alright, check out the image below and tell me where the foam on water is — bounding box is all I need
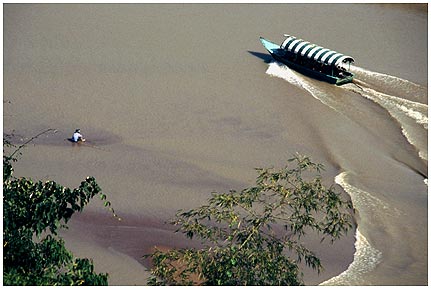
[266,63,428,162]
[350,66,427,102]
[265,62,342,113]
[320,172,384,286]
[264,63,427,284]
[344,80,428,161]
[319,229,381,286]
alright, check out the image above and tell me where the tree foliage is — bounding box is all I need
[3,133,117,285]
[145,155,355,286]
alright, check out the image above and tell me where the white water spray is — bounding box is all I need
[345,68,428,161]
[266,63,428,162]
[264,63,428,285]
[320,172,384,286]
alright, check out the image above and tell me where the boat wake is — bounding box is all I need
[265,62,428,161]
[320,229,381,286]
[349,66,427,104]
[265,62,428,285]
[265,62,343,113]
[346,67,428,161]
[320,171,388,285]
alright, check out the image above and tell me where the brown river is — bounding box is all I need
[4,4,427,285]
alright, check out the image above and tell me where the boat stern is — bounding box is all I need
[335,73,355,85]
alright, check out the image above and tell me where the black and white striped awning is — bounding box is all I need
[281,34,354,68]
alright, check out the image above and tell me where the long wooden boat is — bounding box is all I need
[260,35,355,85]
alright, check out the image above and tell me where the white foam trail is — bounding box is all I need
[265,62,341,113]
[265,61,303,88]
[336,172,402,217]
[350,66,427,101]
[349,67,428,161]
[344,83,428,161]
[345,84,428,130]
[265,62,427,285]
[320,172,383,285]
[265,62,428,161]
[320,229,381,286]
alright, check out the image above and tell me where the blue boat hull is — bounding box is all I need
[260,37,354,85]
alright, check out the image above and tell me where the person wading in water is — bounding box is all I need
[72,129,86,142]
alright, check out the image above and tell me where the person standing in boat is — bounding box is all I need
[72,129,86,142]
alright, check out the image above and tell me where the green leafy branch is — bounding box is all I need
[3,129,120,285]
[144,154,355,286]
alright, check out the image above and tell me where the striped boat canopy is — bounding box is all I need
[280,34,354,68]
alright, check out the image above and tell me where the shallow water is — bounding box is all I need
[4,4,427,285]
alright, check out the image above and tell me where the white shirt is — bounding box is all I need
[72,132,83,142]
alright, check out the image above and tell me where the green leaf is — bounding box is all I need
[3,134,112,286]
[144,154,354,286]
